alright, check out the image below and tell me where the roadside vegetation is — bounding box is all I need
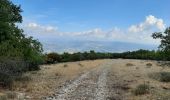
[133,83,150,95]
[0,0,43,88]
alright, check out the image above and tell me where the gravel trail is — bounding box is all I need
[44,60,116,100]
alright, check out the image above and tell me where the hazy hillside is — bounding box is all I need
[42,40,158,53]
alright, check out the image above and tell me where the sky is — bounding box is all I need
[12,0,170,52]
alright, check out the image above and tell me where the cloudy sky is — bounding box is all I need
[12,0,170,53]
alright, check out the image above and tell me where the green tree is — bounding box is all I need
[0,0,43,68]
[152,27,170,60]
[46,52,61,63]
[152,27,170,52]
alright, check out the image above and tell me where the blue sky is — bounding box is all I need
[12,0,170,52]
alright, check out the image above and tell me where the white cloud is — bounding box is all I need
[22,15,165,45]
[24,22,58,34]
[128,15,165,33]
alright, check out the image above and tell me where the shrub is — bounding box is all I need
[6,92,17,99]
[0,59,35,89]
[126,63,134,66]
[133,84,150,95]
[146,63,152,67]
[63,64,68,68]
[45,53,61,64]
[160,72,170,82]
[148,72,160,80]
[78,63,84,67]
[0,94,7,100]
[15,75,31,82]
[0,72,14,88]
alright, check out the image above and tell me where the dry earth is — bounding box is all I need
[1,59,170,100]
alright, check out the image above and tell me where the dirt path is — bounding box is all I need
[43,60,115,100]
[2,59,169,100]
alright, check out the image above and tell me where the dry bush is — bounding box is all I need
[63,64,68,68]
[159,72,170,82]
[149,72,170,82]
[146,63,152,68]
[78,63,84,67]
[55,73,61,76]
[6,91,17,99]
[0,94,7,100]
[148,72,160,80]
[133,83,150,95]
[126,63,134,67]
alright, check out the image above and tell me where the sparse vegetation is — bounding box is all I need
[0,0,170,99]
[78,63,84,67]
[159,72,170,82]
[0,94,7,100]
[148,72,160,80]
[133,83,150,95]
[146,63,152,67]
[126,63,134,66]
[63,64,68,68]
[6,91,17,99]
[55,73,61,76]
[149,72,170,82]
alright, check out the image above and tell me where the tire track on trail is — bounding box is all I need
[43,60,113,100]
[95,66,109,100]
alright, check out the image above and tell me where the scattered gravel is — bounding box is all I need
[43,60,125,100]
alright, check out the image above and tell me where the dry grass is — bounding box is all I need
[1,59,170,99]
[126,63,135,67]
[110,59,170,99]
[133,83,150,95]
[0,93,7,100]
[4,59,106,99]
[146,63,152,68]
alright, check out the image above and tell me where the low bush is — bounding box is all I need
[78,63,84,67]
[0,94,7,100]
[0,59,38,89]
[146,63,152,67]
[133,84,150,95]
[148,72,170,82]
[126,63,134,66]
[160,72,170,82]
[63,64,68,68]
[0,72,14,88]
[6,92,17,99]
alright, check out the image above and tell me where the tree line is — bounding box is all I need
[45,21,170,63]
[45,49,169,64]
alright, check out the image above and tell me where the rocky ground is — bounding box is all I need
[43,60,121,100]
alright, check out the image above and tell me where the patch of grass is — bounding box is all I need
[15,75,31,82]
[55,73,61,76]
[63,64,68,68]
[30,71,37,74]
[149,72,170,82]
[0,72,14,89]
[126,63,134,67]
[133,84,150,95]
[148,72,160,80]
[146,63,152,68]
[160,72,170,82]
[0,94,7,100]
[6,91,17,99]
[78,63,84,67]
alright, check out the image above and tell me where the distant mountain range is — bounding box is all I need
[41,39,158,53]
